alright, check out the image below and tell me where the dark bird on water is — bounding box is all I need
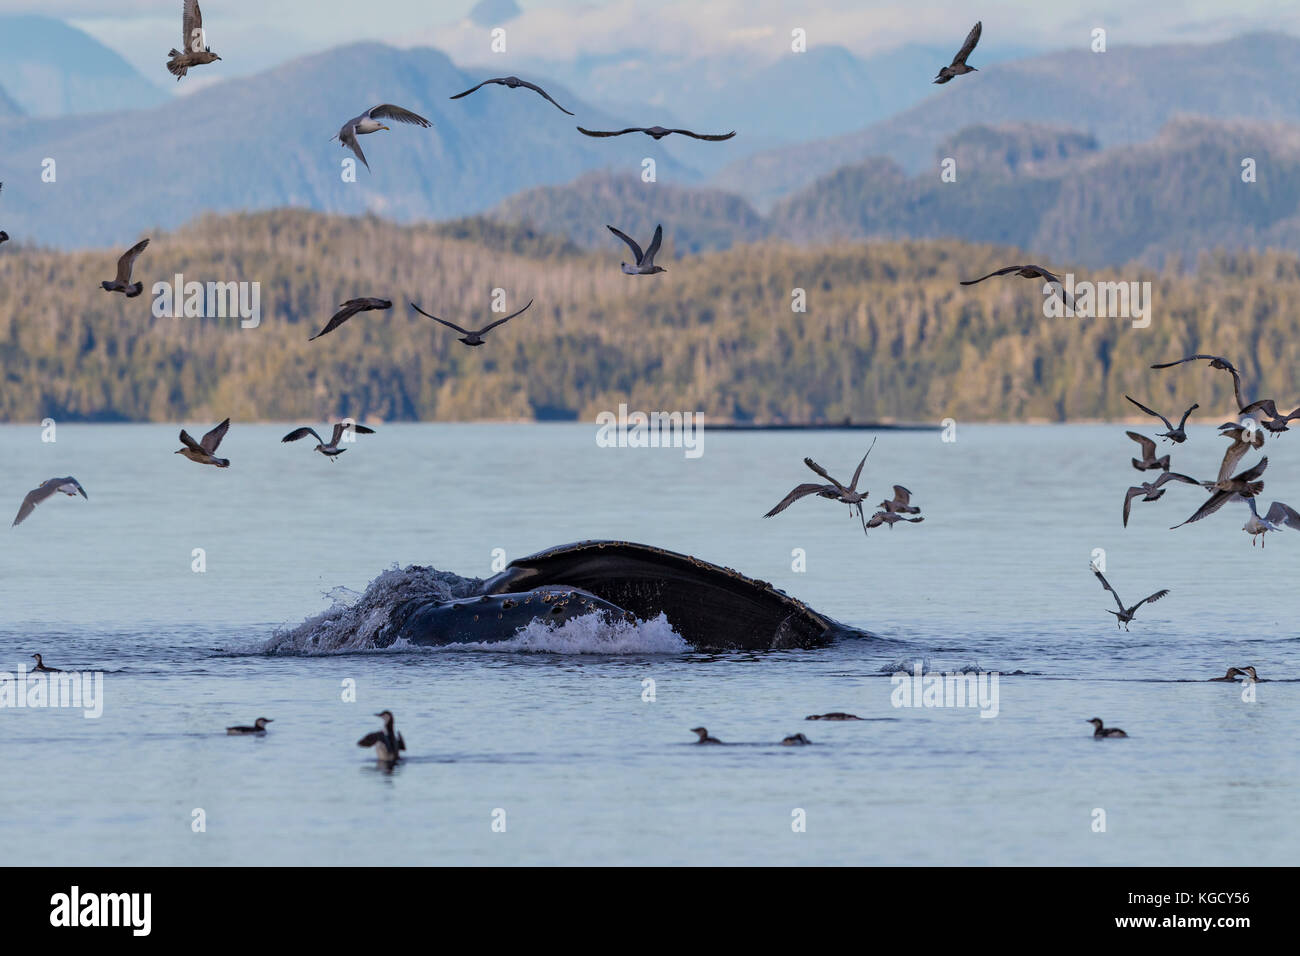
[1151,354,1245,409]
[1125,396,1197,443]
[358,710,406,762]
[960,263,1074,308]
[1091,565,1170,630]
[31,653,62,673]
[308,298,392,341]
[411,298,533,346]
[764,442,875,528]
[227,717,272,735]
[12,477,87,527]
[101,238,149,297]
[282,422,376,459]
[690,727,723,744]
[1126,432,1170,472]
[1171,457,1268,528]
[1087,718,1127,738]
[450,76,574,114]
[578,125,735,141]
[1122,471,1200,527]
[806,712,863,721]
[934,21,982,83]
[781,733,812,746]
[333,104,432,172]
[607,224,665,275]
[175,418,231,468]
[1208,667,1247,682]
[166,0,221,80]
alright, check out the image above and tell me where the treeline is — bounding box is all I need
[1,207,1299,424]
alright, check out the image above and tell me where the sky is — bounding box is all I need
[0,0,1295,82]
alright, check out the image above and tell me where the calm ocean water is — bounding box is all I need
[1,422,1295,865]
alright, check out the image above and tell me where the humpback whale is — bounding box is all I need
[374,540,860,651]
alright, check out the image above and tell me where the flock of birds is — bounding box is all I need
[4,11,1285,747]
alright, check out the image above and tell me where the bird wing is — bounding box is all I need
[449,79,493,99]
[606,225,644,263]
[802,457,848,492]
[577,127,639,137]
[848,439,877,491]
[890,484,911,504]
[357,732,385,748]
[518,80,574,115]
[1235,456,1269,483]
[115,238,149,284]
[1240,398,1278,418]
[200,418,230,453]
[397,732,406,751]
[952,21,982,66]
[328,423,348,445]
[340,126,369,171]
[1264,501,1300,529]
[282,427,324,444]
[182,0,203,50]
[1176,403,1200,428]
[1126,431,1158,459]
[1173,490,1237,528]
[1154,471,1201,489]
[309,300,368,340]
[367,104,432,127]
[478,299,534,335]
[1122,486,1145,527]
[1092,568,1125,612]
[764,483,833,518]
[1125,395,1173,430]
[643,224,664,264]
[670,129,736,141]
[178,428,204,452]
[1217,436,1256,483]
[959,265,1024,285]
[410,303,472,335]
[12,481,60,527]
[1131,589,1171,612]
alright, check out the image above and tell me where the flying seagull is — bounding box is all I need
[1122,471,1200,527]
[333,105,432,172]
[1171,457,1268,529]
[764,442,875,528]
[166,0,221,80]
[175,418,231,468]
[1215,421,1265,482]
[1150,354,1245,410]
[411,299,533,346]
[877,485,920,514]
[934,21,982,84]
[1242,497,1300,546]
[450,76,574,115]
[577,125,735,141]
[101,238,150,297]
[607,224,666,275]
[960,263,1074,308]
[282,422,376,459]
[1126,431,1170,472]
[12,477,87,527]
[1091,565,1170,630]
[864,510,925,530]
[1125,396,1198,443]
[1238,399,1300,435]
[308,298,392,341]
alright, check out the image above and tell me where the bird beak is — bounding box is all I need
[380,124,390,131]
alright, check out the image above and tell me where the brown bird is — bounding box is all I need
[450,76,574,115]
[1122,471,1200,527]
[1126,431,1170,472]
[1151,354,1245,410]
[1125,396,1197,443]
[1087,718,1127,738]
[1171,457,1268,528]
[101,238,149,297]
[1091,566,1170,630]
[308,298,392,341]
[934,21,982,83]
[864,510,924,530]
[877,485,920,514]
[1238,399,1300,434]
[358,710,405,762]
[411,299,533,346]
[1215,422,1266,482]
[764,442,875,527]
[577,125,735,141]
[166,0,221,80]
[960,263,1074,308]
[175,418,231,468]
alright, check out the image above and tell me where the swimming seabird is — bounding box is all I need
[864,510,925,530]
[358,710,405,762]
[1241,497,1300,546]
[578,125,735,141]
[226,717,272,735]
[690,727,723,744]
[101,238,149,297]
[805,712,863,720]
[1208,667,1247,682]
[1091,565,1170,630]
[175,418,231,468]
[764,443,875,528]
[1171,457,1268,528]
[781,733,812,746]
[960,263,1074,308]
[933,21,982,84]
[410,298,533,346]
[1086,718,1127,738]
[333,105,433,172]
[1240,665,1263,682]
[1122,471,1200,527]
[1126,431,1170,472]
[877,485,921,514]
[1151,354,1245,410]
[308,298,392,341]
[12,477,87,527]
[450,76,574,115]
[1238,399,1300,434]
[1125,396,1197,443]
[607,224,666,275]
[166,0,221,80]
[1215,422,1266,482]
[30,653,62,673]
[281,422,376,459]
